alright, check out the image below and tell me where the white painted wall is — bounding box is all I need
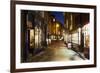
[0,0,100,73]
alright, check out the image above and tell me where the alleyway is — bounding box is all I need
[21,10,90,63]
[28,40,85,62]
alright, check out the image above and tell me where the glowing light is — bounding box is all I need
[53,18,55,22]
[30,29,34,48]
[56,23,59,28]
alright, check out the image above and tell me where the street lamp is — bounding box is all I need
[53,18,55,22]
[56,23,59,28]
[53,18,56,39]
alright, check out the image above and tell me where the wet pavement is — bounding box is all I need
[28,40,85,62]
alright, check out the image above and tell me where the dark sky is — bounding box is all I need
[27,11,64,26]
[51,12,64,25]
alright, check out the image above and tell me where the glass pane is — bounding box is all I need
[35,26,38,48]
[30,29,34,48]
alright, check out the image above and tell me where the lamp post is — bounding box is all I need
[53,18,56,40]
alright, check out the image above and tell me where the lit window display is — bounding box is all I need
[29,26,43,49]
[82,23,90,48]
[78,28,81,45]
[30,29,34,48]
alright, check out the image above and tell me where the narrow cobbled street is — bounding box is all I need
[29,40,84,62]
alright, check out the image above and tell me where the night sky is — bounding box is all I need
[51,12,64,25]
[27,11,64,26]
